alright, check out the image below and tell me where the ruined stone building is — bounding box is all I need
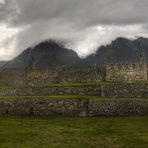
[0,54,148,86]
[23,56,102,85]
[106,54,148,82]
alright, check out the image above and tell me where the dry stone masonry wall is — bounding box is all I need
[0,98,148,116]
[106,54,148,82]
[0,83,147,116]
[0,84,147,98]
[0,67,102,86]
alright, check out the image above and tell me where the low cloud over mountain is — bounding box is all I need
[1,0,148,60]
[1,37,148,69]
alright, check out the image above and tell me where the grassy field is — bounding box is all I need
[0,116,148,148]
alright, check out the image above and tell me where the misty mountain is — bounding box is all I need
[0,61,7,69]
[1,40,82,69]
[85,37,148,66]
[1,37,148,69]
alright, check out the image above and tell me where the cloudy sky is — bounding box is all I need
[0,0,148,60]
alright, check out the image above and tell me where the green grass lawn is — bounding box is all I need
[0,116,148,148]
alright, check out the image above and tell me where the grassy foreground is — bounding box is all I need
[0,116,148,148]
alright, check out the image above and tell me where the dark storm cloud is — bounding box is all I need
[0,0,20,23]
[4,0,148,27]
[0,0,10,22]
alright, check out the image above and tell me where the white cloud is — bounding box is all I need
[0,23,21,60]
[0,0,5,4]
[1,22,148,60]
[66,24,148,57]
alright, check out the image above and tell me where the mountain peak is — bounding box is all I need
[1,37,148,70]
[33,40,64,49]
[112,37,131,44]
[135,36,148,42]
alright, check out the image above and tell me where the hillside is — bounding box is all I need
[0,61,7,69]
[1,37,148,69]
[85,37,148,66]
[2,41,82,69]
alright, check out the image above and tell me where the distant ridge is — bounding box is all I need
[1,40,82,69]
[0,61,7,69]
[85,37,148,66]
[1,37,148,69]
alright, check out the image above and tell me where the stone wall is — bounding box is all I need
[0,69,26,85]
[26,67,102,85]
[88,100,148,116]
[0,85,101,96]
[0,98,89,116]
[106,54,148,82]
[0,67,102,85]
[0,98,148,116]
[101,84,148,98]
[0,84,147,98]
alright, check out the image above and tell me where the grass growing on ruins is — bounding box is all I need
[0,81,148,89]
[0,95,148,100]
[0,82,113,89]
[0,115,148,148]
[30,81,148,88]
[37,82,114,87]
[0,81,136,88]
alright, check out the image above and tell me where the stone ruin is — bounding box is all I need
[105,54,148,82]
[0,54,147,85]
